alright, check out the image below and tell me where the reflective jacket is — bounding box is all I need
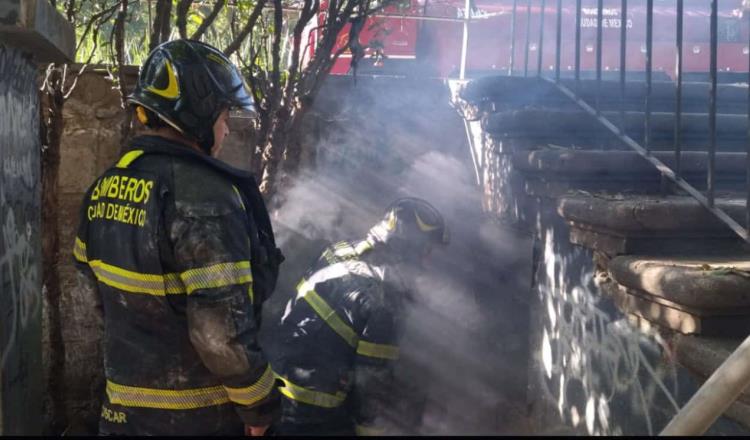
[73,135,282,435]
[270,239,407,436]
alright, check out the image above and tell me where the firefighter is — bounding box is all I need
[270,197,449,436]
[72,39,284,436]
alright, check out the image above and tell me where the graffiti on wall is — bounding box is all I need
[534,225,679,436]
[0,194,39,369]
[0,44,42,434]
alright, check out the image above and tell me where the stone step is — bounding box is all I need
[558,194,749,255]
[671,334,750,430]
[459,76,749,115]
[610,255,750,310]
[604,280,750,336]
[599,255,750,336]
[513,150,747,197]
[483,109,749,151]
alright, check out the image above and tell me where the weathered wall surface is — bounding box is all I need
[524,196,748,435]
[527,199,681,435]
[53,69,132,434]
[0,44,43,435]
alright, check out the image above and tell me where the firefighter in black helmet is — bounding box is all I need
[72,39,283,436]
[269,197,449,436]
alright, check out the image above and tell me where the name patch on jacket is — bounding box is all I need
[87,173,155,227]
[101,406,128,424]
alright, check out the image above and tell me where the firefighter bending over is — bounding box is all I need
[270,197,449,435]
[72,39,284,435]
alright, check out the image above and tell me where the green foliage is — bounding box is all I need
[56,1,271,66]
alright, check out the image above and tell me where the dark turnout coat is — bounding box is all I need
[270,239,408,436]
[73,135,282,435]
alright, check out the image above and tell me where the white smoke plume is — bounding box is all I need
[259,78,535,434]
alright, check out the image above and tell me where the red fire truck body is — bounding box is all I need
[311,0,750,81]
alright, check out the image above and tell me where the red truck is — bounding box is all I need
[309,0,750,82]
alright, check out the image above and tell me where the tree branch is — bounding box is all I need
[149,0,172,52]
[269,0,283,106]
[284,0,317,99]
[224,0,267,57]
[192,0,225,40]
[65,0,76,23]
[114,0,129,106]
[176,0,194,39]
[73,2,119,57]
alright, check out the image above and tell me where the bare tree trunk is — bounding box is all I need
[279,103,311,178]
[149,0,173,52]
[40,66,67,435]
[175,0,193,39]
[258,116,288,198]
[114,0,133,153]
[251,112,271,179]
[191,0,225,40]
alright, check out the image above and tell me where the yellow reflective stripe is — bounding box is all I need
[232,185,246,211]
[353,240,373,255]
[326,240,373,265]
[106,380,229,410]
[180,261,253,294]
[224,365,274,406]
[356,340,399,360]
[73,237,87,263]
[322,248,338,264]
[116,150,145,169]
[88,260,185,296]
[88,260,253,296]
[333,247,356,258]
[355,425,385,436]
[274,373,347,408]
[299,287,358,348]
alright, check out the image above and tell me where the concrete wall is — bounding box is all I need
[0,44,43,435]
[526,197,681,435]
[523,190,750,436]
[54,69,131,434]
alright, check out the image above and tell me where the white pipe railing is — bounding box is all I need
[660,334,750,436]
[459,0,471,79]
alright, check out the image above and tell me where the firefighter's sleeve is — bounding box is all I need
[351,293,403,436]
[168,186,278,427]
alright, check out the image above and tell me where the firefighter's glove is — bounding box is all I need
[236,384,281,428]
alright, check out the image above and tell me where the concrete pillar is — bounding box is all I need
[0,0,73,434]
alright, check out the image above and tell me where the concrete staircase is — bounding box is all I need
[451,75,750,434]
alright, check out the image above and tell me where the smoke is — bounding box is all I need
[260,76,535,434]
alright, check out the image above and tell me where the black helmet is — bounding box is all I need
[128,39,254,153]
[367,197,449,263]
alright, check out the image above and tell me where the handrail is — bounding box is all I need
[548,77,750,242]
[660,334,750,435]
[535,0,750,244]
[450,1,749,237]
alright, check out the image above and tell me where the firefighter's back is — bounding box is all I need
[270,241,399,434]
[75,149,247,435]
